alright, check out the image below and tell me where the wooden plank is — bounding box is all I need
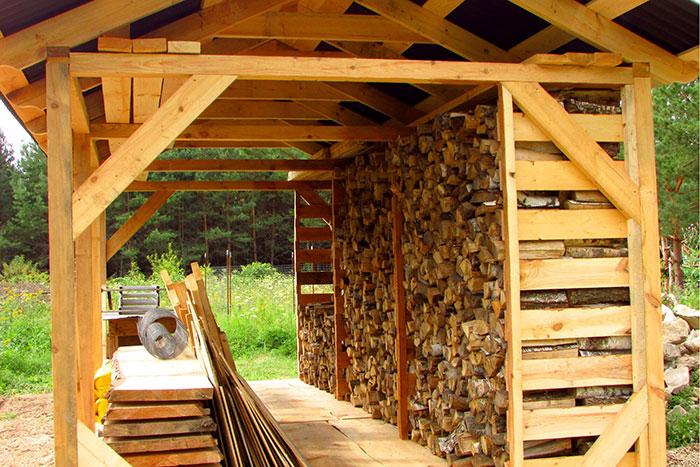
[518,209,627,241]
[91,122,412,142]
[296,249,332,264]
[0,0,180,71]
[46,49,78,467]
[498,85,524,464]
[72,74,236,239]
[523,452,636,467]
[523,404,623,441]
[106,401,209,420]
[521,306,632,340]
[294,100,377,126]
[167,40,201,54]
[356,0,516,62]
[505,81,641,223]
[514,113,623,142]
[581,386,649,467]
[297,293,334,307]
[297,204,332,219]
[219,81,347,101]
[125,180,332,192]
[522,355,633,390]
[105,433,216,454]
[508,0,698,83]
[523,52,623,67]
[98,35,132,156]
[132,39,166,125]
[200,99,324,120]
[109,346,213,402]
[632,64,666,466]
[103,417,216,437]
[105,191,174,260]
[515,160,626,191]
[147,158,340,172]
[77,421,130,467]
[218,12,428,43]
[297,271,334,285]
[69,52,636,85]
[391,176,409,440]
[297,226,332,242]
[520,257,629,290]
[120,447,222,467]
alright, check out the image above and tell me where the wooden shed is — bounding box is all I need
[0,0,698,465]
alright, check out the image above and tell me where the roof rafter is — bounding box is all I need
[0,0,184,71]
[508,0,698,83]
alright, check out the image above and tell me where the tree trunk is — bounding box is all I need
[202,194,209,263]
[270,198,276,266]
[252,205,257,263]
[671,235,684,289]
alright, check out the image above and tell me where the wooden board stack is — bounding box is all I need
[103,346,223,467]
[298,301,336,393]
[162,264,307,467]
[391,108,509,463]
[336,151,398,424]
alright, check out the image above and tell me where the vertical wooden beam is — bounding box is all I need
[391,174,408,440]
[332,178,350,400]
[46,47,77,467]
[622,83,650,467]
[632,63,666,467]
[73,133,95,427]
[497,85,524,466]
[294,192,302,377]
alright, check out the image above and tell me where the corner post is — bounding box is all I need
[632,63,666,467]
[332,176,350,400]
[47,46,78,466]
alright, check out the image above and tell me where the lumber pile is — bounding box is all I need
[161,264,307,466]
[336,151,398,423]
[390,108,508,463]
[298,301,336,393]
[103,346,223,467]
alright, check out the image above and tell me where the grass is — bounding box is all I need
[235,353,298,381]
[666,368,700,449]
[0,411,17,421]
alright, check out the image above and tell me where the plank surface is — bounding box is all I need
[121,447,222,467]
[109,346,213,402]
[520,257,629,290]
[523,404,623,441]
[296,227,332,241]
[78,421,130,467]
[515,160,626,191]
[514,112,623,142]
[106,433,217,454]
[296,249,332,264]
[518,209,627,240]
[103,417,216,437]
[523,452,636,467]
[297,271,334,285]
[105,401,209,420]
[521,306,631,340]
[522,355,633,390]
[297,293,334,307]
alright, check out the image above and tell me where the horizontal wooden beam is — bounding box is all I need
[518,209,627,240]
[91,123,410,141]
[297,271,334,285]
[296,226,332,241]
[296,249,332,264]
[520,257,629,291]
[524,404,623,441]
[124,180,332,191]
[218,81,348,101]
[146,159,343,172]
[521,306,632,340]
[199,100,324,119]
[522,355,632,390]
[69,53,635,85]
[297,293,334,306]
[217,12,428,43]
[514,113,623,142]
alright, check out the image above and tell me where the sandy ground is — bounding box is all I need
[0,393,697,466]
[0,394,54,466]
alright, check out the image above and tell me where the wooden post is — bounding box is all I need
[497,85,524,466]
[391,174,408,440]
[47,47,78,466]
[73,133,96,427]
[632,63,666,467]
[622,82,651,466]
[332,177,350,400]
[294,192,302,377]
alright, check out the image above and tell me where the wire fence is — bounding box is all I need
[209,263,332,276]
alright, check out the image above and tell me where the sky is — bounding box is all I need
[0,99,32,157]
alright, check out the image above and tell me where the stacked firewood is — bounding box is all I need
[298,301,336,393]
[336,151,398,423]
[390,107,509,464]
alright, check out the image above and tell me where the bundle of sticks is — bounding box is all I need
[161,264,307,466]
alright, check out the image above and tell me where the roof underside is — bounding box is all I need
[0,0,697,179]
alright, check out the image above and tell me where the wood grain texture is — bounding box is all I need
[514,112,623,142]
[515,160,626,191]
[520,257,629,290]
[521,306,632,340]
[518,209,627,240]
[522,355,633,390]
[523,404,623,441]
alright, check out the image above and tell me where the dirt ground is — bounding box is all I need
[0,393,697,466]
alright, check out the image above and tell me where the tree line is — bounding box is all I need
[0,80,697,286]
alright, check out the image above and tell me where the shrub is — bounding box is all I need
[0,256,48,283]
[667,408,700,449]
[147,243,184,283]
[239,262,278,280]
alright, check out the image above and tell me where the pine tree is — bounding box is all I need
[0,130,17,262]
[653,79,699,288]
